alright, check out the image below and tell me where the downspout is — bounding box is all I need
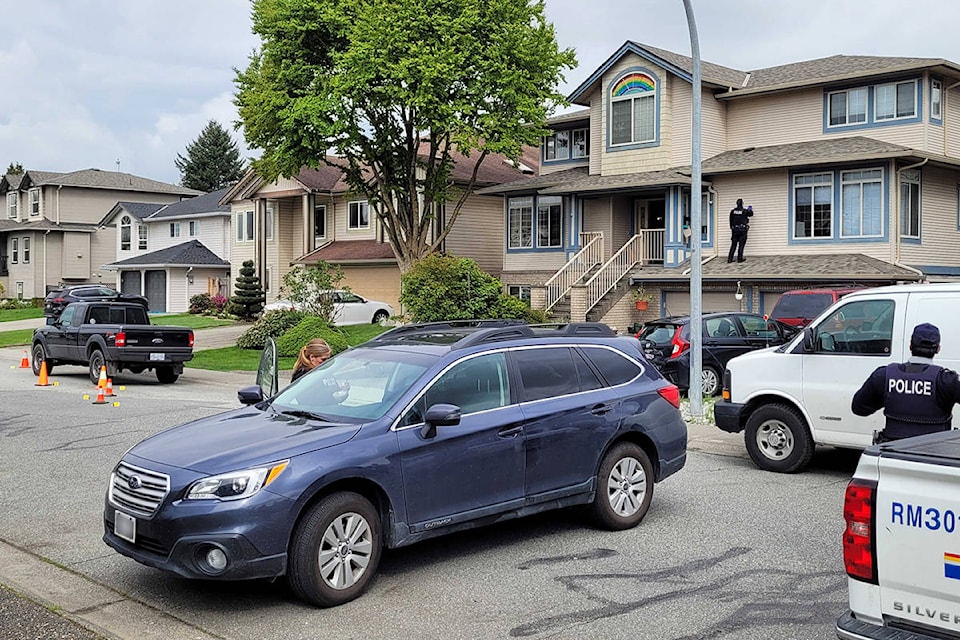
[894,158,928,266]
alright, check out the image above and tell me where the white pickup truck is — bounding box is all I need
[838,431,960,639]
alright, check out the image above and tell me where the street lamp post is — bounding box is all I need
[682,0,704,418]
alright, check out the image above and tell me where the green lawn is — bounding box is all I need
[0,307,44,322]
[151,313,237,330]
[0,330,35,348]
[188,323,390,372]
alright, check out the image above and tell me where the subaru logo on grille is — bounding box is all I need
[152,338,164,344]
[127,475,143,490]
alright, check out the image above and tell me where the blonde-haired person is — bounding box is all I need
[291,338,331,381]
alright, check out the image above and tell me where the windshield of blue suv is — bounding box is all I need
[270,348,437,421]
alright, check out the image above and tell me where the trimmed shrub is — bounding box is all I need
[276,317,349,357]
[189,293,213,314]
[236,309,306,349]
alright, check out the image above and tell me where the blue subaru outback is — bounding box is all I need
[103,321,687,607]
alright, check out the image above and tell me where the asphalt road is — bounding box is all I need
[0,336,857,640]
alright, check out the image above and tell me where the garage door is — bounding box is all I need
[340,266,402,312]
[662,290,741,317]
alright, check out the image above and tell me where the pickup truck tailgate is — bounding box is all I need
[876,436,960,634]
[123,327,193,348]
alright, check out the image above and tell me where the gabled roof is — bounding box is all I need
[103,239,229,269]
[145,187,232,219]
[101,201,167,226]
[1,168,200,196]
[569,41,960,106]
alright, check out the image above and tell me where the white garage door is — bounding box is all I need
[662,290,741,317]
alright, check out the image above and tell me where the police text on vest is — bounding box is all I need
[889,378,933,395]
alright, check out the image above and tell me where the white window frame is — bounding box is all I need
[22,237,29,264]
[189,220,199,236]
[314,203,327,245]
[932,78,943,120]
[265,201,276,240]
[793,172,834,239]
[875,80,917,121]
[120,215,132,251]
[11,237,18,264]
[348,201,370,230]
[610,74,657,146]
[840,169,884,239]
[827,87,868,127]
[245,211,254,241]
[29,188,40,216]
[508,285,531,305]
[900,169,921,239]
[236,212,244,242]
[170,222,181,238]
[6,192,16,219]
[536,196,563,248]
[138,224,148,250]
[508,196,533,249]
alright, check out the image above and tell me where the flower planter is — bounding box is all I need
[635,300,649,311]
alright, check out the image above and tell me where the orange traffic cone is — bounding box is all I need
[19,350,29,368]
[105,378,116,397]
[97,365,108,389]
[35,361,51,387]
[92,386,108,405]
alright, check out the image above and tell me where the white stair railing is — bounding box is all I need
[544,231,604,310]
[583,234,644,312]
[642,228,665,263]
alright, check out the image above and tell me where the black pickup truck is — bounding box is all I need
[31,301,194,384]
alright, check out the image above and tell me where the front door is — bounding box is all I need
[120,271,141,296]
[144,270,166,313]
[396,352,524,529]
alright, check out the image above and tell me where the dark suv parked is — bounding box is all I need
[103,321,687,607]
[44,285,149,318]
[637,312,798,396]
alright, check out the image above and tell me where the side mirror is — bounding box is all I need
[237,385,264,405]
[802,327,815,353]
[420,403,461,439]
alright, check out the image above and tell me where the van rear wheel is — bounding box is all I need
[744,403,814,473]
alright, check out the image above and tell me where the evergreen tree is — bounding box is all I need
[229,260,266,320]
[5,162,24,175]
[175,120,245,192]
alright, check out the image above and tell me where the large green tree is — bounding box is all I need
[5,162,24,175]
[175,120,245,192]
[235,0,576,272]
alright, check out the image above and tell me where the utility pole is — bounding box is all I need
[682,0,704,418]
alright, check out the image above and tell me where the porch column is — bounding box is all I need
[530,285,547,312]
[569,283,588,323]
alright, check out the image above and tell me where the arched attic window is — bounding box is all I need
[120,215,132,251]
[610,70,658,146]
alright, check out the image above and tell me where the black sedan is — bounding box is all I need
[636,312,798,396]
[44,285,149,318]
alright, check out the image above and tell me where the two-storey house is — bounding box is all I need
[479,42,960,329]
[0,169,199,301]
[221,149,537,312]
[98,187,232,312]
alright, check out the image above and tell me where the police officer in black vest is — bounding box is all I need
[851,323,960,443]
[727,198,753,263]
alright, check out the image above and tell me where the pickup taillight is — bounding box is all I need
[188,331,195,348]
[115,331,126,347]
[843,478,878,583]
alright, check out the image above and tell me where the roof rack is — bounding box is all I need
[529,322,618,337]
[368,319,526,344]
[368,319,617,349]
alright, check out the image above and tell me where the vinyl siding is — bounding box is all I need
[276,197,305,288]
[444,194,504,275]
[671,83,728,166]
[6,232,37,298]
[61,232,91,279]
[589,94,602,176]
[899,165,960,266]
[503,251,567,272]
[51,187,182,224]
[947,85,960,158]
[600,54,674,176]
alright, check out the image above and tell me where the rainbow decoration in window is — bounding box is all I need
[612,72,656,97]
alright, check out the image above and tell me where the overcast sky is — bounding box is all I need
[3,0,959,187]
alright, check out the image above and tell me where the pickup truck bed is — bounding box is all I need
[839,431,960,639]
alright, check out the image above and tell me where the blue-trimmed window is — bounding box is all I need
[932,78,943,121]
[508,196,563,250]
[681,190,713,246]
[840,169,883,238]
[544,128,589,162]
[828,87,867,126]
[610,71,657,146]
[900,169,921,239]
[793,173,833,239]
[876,80,917,121]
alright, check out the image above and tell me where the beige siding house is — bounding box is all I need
[0,169,199,300]
[479,41,960,329]
[221,153,535,314]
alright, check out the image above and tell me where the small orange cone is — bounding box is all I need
[19,350,29,368]
[35,361,51,387]
[105,378,116,397]
[92,386,108,405]
[97,365,108,389]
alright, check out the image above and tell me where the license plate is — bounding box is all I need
[114,510,136,543]
[149,353,165,361]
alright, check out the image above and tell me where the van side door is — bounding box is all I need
[800,295,904,448]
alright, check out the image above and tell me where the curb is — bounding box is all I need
[0,539,224,640]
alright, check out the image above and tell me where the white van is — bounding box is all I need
[715,282,960,472]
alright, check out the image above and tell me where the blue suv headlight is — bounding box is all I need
[185,461,288,501]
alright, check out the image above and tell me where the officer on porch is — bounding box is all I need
[727,198,753,263]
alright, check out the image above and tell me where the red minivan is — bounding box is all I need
[769,287,866,328]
